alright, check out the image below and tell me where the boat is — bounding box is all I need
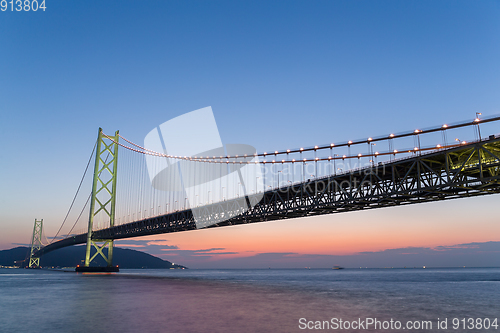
[332,266,344,270]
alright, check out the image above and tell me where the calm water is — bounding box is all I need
[1,268,499,332]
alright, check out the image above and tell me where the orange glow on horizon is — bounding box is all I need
[128,195,500,262]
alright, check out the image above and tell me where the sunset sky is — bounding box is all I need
[1,0,500,268]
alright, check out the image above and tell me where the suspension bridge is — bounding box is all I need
[27,114,500,271]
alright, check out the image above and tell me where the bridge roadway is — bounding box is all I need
[37,137,500,256]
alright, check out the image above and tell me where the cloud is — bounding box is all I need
[146,240,175,246]
[183,248,226,252]
[115,239,240,261]
[115,244,145,248]
[52,238,500,269]
[11,243,30,247]
[434,241,500,252]
[359,247,436,255]
[160,248,239,256]
[114,239,179,257]
[359,242,500,256]
[149,241,500,269]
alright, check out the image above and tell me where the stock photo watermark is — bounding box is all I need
[143,107,389,228]
[299,317,499,330]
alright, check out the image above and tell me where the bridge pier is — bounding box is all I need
[76,265,119,273]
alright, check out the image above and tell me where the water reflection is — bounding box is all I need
[1,268,499,333]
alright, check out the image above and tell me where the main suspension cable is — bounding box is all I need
[108,115,500,161]
[103,114,498,164]
[50,141,97,243]
[63,192,91,238]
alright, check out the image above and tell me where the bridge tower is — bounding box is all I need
[28,219,43,268]
[77,128,120,272]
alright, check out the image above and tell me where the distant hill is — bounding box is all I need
[0,246,187,269]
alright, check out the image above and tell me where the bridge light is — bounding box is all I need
[368,137,373,141]
[436,144,441,148]
[315,157,319,160]
[390,134,394,138]
[282,160,285,163]
[292,159,296,162]
[275,151,278,154]
[442,124,448,128]
[287,149,290,153]
[414,129,420,133]
[303,158,307,162]
[342,155,346,159]
[375,152,379,155]
[474,118,480,122]
[314,146,319,149]
[358,153,362,157]
[272,160,275,163]
[330,143,335,147]
[462,141,466,144]
[393,150,398,153]
[414,147,419,150]
[328,156,332,159]
[348,141,352,144]
[264,152,267,155]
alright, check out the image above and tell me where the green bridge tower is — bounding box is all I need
[28,219,43,268]
[76,128,120,272]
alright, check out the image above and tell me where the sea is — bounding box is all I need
[0,267,499,333]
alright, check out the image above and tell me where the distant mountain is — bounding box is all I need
[0,247,28,267]
[0,246,187,269]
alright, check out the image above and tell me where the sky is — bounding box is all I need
[1,0,500,268]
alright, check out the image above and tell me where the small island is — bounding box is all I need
[0,246,187,269]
